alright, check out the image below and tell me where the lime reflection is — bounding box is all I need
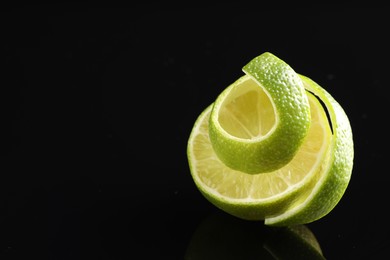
[185,211,325,260]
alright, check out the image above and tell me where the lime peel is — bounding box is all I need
[265,75,354,226]
[209,52,311,174]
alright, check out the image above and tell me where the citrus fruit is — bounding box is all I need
[209,52,311,174]
[187,52,353,226]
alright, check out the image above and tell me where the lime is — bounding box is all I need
[187,52,353,226]
[209,52,311,174]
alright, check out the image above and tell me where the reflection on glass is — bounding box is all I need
[185,211,325,260]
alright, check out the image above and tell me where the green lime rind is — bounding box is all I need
[265,75,354,226]
[209,52,311,174]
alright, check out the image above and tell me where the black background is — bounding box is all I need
[3,4,390,259]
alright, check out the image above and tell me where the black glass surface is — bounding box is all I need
[3,5,390,259]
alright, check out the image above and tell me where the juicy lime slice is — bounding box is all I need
[209,52,311,174]
[187,91,332,220]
